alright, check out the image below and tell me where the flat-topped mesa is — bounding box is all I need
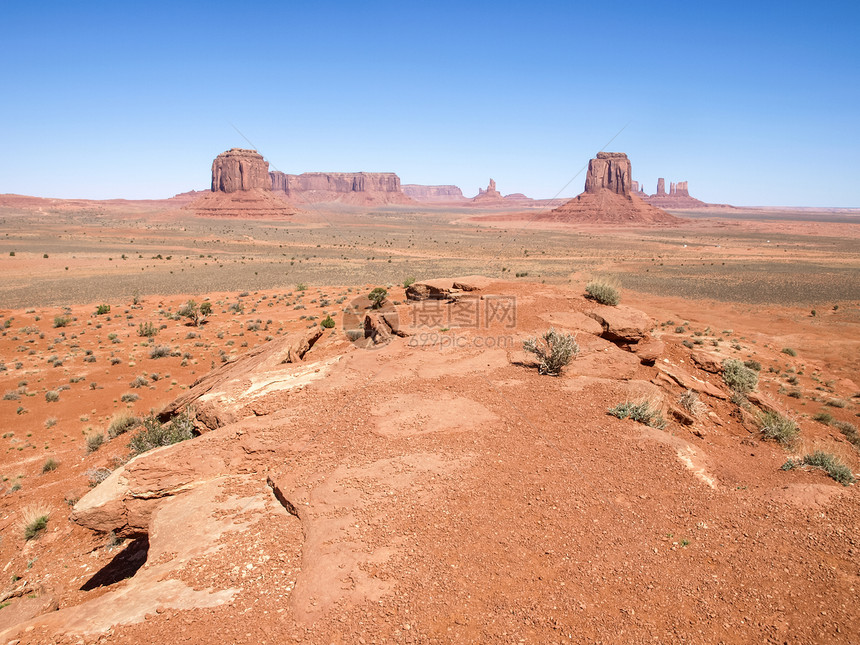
[584,152,632,196]
[211,148,271,193]
[270,171,409,204]
[402,184,465,202]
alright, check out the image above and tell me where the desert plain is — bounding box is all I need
[0,193,859,644]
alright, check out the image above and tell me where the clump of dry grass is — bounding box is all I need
[679,389,704,416]
[21,504,51,540]
[608,398,667,429]
[585,277,621,306]
[107,411,140,438]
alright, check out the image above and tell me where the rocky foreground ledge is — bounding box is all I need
[2,278,858,644]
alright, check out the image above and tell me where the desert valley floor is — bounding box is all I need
[0,197,858,644]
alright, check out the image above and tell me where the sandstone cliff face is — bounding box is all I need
[270,171,409,204]
[402,184,465,201]
[671,181,690,197]
[584,152,632,196]
[211,149,271,193]
[656,178,666,197]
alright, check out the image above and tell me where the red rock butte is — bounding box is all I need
[211,148,272,193]
[187,148,297,218]
[472,178,505,203]
[640,178,707,208]
[545,152,681,225]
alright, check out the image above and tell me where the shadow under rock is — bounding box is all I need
[80,536,149,591]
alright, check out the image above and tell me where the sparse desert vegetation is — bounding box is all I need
[758,411,800,446]
[523,327,579,376]
[722,358,759,394]
[0,196,858,645]
[585,278,621,306]
[608,399,667,429]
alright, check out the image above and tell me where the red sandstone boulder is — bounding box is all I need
[406,275,494,301]
[586,305,654,344]
[159,328,323,429]
[634,338,665,364]
[690,350,723,374]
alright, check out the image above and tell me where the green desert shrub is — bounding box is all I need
[320,315,336,329]
[368,287,388,309]
[45,390,60,402]
[788,451,856,486]
[137,322,157,338]
[523,327,580,376]
[722,359,758,394]
[833,420,860,448]
[585,279,620,306]
[128,411,194,456]
[403,277,416,288]
[41,458,59,473]
[758,411,799,446]
[608,400,667,429]
[177,300,211,326]
[813,411,834,424]
[96,304,111,315]
[53,315,71,328]
[782,347,797,357]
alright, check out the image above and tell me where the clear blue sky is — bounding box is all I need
[2,1,858,206]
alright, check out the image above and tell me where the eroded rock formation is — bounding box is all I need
[584,152,632,196]
[211,149,271,193]
[642,179,706,208]
[186,149,298,218]
[472,178,505,203]
[545,153,680,225]
[270,172,410,204]
[402,184,466,202]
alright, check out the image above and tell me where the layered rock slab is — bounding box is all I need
[159,327,323,429]
[5,476,296,640]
